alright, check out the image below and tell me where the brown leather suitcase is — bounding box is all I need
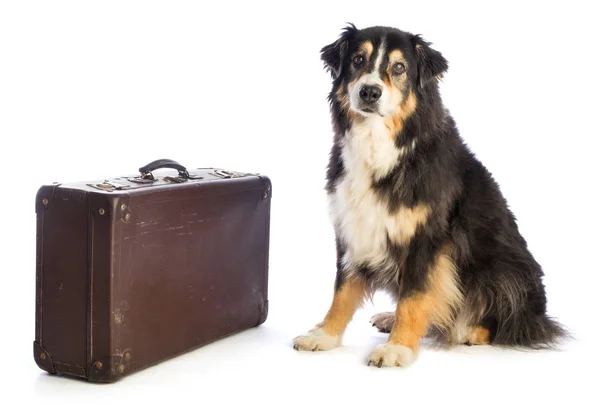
[34,159,271,382]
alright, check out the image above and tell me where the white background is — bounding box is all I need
[1,0,598,402]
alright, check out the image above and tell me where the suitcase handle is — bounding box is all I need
[138,159,190,180]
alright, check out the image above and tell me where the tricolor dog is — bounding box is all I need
[293,24,567,367]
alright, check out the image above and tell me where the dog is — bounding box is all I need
[292,24,568,367]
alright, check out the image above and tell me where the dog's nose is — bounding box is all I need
[359,85,382,103]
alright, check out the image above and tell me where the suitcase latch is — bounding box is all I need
[210,169,254,179]
[162,175,188,183]
[87,181,133,192]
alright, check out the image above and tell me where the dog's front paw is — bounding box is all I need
[367,343,415,368]
[293,327,341,352]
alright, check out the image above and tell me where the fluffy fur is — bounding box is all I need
[293,24,568,366]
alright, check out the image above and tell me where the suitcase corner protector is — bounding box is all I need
[33,341,56,374]
[258,175,272,198]
[87,349,132,383]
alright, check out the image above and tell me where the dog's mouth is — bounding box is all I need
[359,106,385,117]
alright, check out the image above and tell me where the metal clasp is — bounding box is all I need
[87,181,133,192]
[210,169,252,179]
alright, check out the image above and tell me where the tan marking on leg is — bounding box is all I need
[466,326,491,345]
[449,292,487,344]
[293,276,369,352]
[426,243,463,330]
[367,245,463,366]
[367,294,431,367]
[385,204,431,246]
[318,276,370,336]
[388,293,435,351]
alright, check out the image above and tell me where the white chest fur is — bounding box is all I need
[329,116,428,279]
[343,116,403,180]
[329,116,400,272]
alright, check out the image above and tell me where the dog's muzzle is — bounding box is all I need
[349,78,389,116]
[359,85,382,104]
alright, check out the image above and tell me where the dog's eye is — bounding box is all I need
[392,62,406,74]
[353,55,364,66]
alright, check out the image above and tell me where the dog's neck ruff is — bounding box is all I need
[343,115,410,180]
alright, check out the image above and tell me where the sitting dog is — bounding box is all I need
[293,24,567,367]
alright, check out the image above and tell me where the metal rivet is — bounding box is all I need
[118,364,125,373]
[120,203,126,211]
[95,361,103,370]
[40,353,46,360]
[124,352,131,361]
[124,213,131,222]
[42,198,49,205]
[99,208,105,215]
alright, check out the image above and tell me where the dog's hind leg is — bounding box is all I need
[370,312,395,333]
[464,326,491,345]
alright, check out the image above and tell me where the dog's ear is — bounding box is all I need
[413,35,448,88]
[320,24,358,79]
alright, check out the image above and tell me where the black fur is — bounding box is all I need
[321,25,568,349]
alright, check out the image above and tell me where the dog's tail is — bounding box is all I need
[492,310,570,349]
[480,270,571,349]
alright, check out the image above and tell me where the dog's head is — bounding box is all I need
[321,24,448,119]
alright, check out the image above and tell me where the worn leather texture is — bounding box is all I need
[34,167,271,382]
